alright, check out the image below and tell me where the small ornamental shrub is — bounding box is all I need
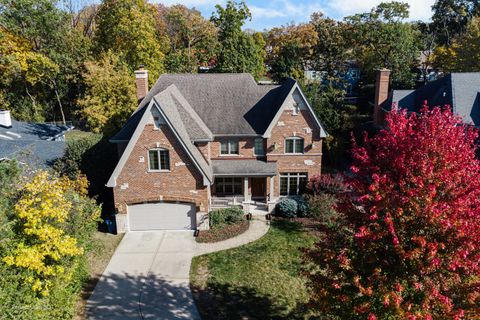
[306,193,342,229]
[307,173,345,195]
[209,207,245,229]
[296,196,310,217]
[276,198,298,218]
[304,106,480,319]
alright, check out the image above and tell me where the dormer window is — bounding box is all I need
[220,139,239,155]
[148,148,170,171]
[285,137,304,154]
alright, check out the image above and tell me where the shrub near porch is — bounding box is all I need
[190,220,316,319]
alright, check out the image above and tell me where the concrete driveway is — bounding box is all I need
[86,231,201,320]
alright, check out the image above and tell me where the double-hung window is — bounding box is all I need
[148,149,170,171]
[220,139,239,155]
[215,177,243,195]
[280,172,308,196]
[285,137,304,154]
[254,138,265,156]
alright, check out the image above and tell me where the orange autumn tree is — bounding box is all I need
[305,105,480,319]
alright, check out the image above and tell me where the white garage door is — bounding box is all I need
[127,202,196,231]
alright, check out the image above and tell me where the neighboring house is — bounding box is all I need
[0,110,72,167]
[374,70,480,126]
[304,61,361,97]
[107,70,328,233]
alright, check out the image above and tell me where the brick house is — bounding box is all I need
[107,70,327,232]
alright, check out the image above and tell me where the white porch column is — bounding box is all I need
[244,177,250,202]
[269,176,275,201]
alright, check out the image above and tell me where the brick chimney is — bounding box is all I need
[134,66,148,101]
[373,68,391,125]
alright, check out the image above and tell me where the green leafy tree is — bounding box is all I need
[0,0,92,123]
[302,81,357,167]
[270,42,305,82]
[345,1,419,88]
[77,52,137,135]
[267,23,318,81]
[434,16,480,72]
[211,1,265,79]
[311,12,349,77]
[159,4,218,73]
[432,0,479,46]
[94,0,168,82]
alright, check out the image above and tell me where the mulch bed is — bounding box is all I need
[272,216,323,236]
[195,220,250,243]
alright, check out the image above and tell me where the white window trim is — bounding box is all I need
[279,172,308,196]
[285,137,304,154]
[220,139,239,156]
[253,138,265,156]
[148,148,171,172]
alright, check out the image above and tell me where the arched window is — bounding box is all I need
[285,137,304,154]
[148,148,170,171]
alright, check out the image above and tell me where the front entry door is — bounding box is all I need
[251,177,266,201]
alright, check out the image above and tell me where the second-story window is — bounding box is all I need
[285,137,304,154]
[254,138,265,156]
[148,149,170,171]
[220,139,239,155]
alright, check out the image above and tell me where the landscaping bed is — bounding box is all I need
[196,220,249,243]
[190,219,316,319]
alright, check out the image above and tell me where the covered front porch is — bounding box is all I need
[210,160,278,213]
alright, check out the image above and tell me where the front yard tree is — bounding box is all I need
[305,106,480,319]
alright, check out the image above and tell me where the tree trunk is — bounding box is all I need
[25,86,38,120]
[53,80,66,126]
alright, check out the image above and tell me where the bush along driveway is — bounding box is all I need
[190,219,316,319]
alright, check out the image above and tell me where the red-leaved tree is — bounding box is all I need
[304,106,480,319]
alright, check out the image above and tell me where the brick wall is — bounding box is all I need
[113,123,209,215]
[210,138,259,159]
[267,108,323,197]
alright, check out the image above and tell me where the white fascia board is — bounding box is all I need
[151,99,212,186]
[262,83,297,139]
[262,83,328,138]
[106,100,155,187]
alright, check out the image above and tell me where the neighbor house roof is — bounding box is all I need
[383,73,480,126]
[0,120,72,167]
[212,159,277,176]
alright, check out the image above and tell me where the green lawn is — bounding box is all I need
[65,130,99,142]
[190,219,316,319]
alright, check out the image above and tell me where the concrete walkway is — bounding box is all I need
[87,213,270,320]
[195,212,270,256]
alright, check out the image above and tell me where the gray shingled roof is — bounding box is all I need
[384,73,480,126]
[111,73,296,141]
[153,86,212,180]
[212,159,277,176]
[0,120,71,167]
[0,120,71,140]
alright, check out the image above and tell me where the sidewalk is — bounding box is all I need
[195,212,270,256]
